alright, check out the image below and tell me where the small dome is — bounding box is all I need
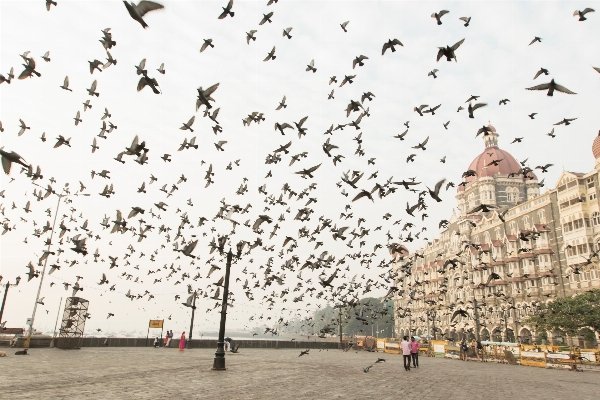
[593,131,600,159]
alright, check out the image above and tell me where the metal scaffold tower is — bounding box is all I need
[57,297,89,349]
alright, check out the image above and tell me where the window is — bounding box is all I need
[509,221,516,235]
[523,216,530,230]
[468,192,476,208]
[573,218,585,230]
[577,243,588,255]
[538,210,546,223]
[506,187,518,203]
[590,193,597,201]
[588,177,595,189]
[529,280,536,288]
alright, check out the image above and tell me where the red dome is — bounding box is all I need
[458,145,536,192]
[593,131,600,159]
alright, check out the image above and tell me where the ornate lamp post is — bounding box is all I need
[212,241,244,370]
[186,291,197,349]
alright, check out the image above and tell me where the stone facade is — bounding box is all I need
[393,126,600,347]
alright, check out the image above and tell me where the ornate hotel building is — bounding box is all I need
[393,125,600,346]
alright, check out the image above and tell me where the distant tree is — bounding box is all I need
[341,297,394,338]
[524,289,600,337]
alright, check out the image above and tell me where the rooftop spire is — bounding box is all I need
[483,123,498,148]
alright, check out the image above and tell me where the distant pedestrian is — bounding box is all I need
[460,338,469,361]
[401,336,412,371]
[164,333,168,347]
[410,336,419,367]
[179,331,186,351]
[153,337,160,348]
[224,337,231,352]
[475,339,484,362]
[165,330,173,347]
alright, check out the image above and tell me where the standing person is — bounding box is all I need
[179,331,186,351]
[164,332,169,347]
[410,336,420,368]
[166,330,173,347]
[460,337,469,361]
[401,336,412,371]
[475,339,484,362]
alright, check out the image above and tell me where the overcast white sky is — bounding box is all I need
[1,1,599,336]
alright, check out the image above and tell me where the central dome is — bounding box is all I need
[592,130,600,159]
[467,147,523,180]
[458,124,536,192]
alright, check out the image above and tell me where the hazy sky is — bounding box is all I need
[1,1,599,336]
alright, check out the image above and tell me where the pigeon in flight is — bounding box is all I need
[123,1,164,28]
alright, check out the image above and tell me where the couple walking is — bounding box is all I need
[400,336,420,371]
[163,330,186,351]
[163,330,174,347]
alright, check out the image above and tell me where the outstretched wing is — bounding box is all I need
[553,84,576,95]
[436,48,445,61]
[471,102,487,111]
[137,77,147,92]
[203,82,220,97]
[525,83,550,91]
[451,38,465,50]
[306,163,321,173]
[1,156,13,174]
[136,1,164,17]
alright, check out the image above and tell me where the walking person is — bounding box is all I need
[475,339,484,362]
[460,337,469,361]
[179,331,186,351]
[410,336,420,368]
[401,336,412,371]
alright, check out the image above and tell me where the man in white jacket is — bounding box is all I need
[400,336,412,371]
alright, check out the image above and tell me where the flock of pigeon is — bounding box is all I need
[0,2,598,343]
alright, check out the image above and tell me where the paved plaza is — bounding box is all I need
[1,347,598,399]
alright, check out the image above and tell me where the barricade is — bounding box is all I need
[430,340,447,357]
[383,338,401,354]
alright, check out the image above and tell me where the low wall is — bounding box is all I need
[0,335,52,348]
[52,337,342,350]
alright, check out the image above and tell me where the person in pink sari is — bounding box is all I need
[179,331,186,351]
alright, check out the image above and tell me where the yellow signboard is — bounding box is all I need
[149,319,163,328]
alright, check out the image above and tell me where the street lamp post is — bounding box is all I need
[49,297,62,348]
[212,248,236,370]
[337,305,343,349]
[0,283,10,324]
[187,291,197,349]
[24,186,89,348]
[473,297,482,342]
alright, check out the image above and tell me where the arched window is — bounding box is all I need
[593,212,600,226]
[523,216,530,230]
[506,187,518,203]
[468,192,476,209]
[538,210,546,223]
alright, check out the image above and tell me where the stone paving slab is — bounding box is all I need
[0,348,598,400]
